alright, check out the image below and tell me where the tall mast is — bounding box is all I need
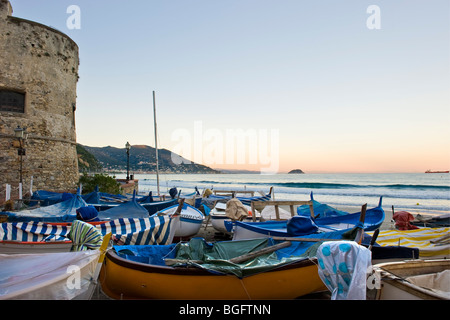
[153,90,160,197]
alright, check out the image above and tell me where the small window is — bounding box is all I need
[0,90,25,113]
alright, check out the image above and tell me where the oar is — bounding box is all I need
[353,203,367,244]
[229,241,292,264]
[173,198,185,216]
[165,241,292,266]
[271,236,346,242]
[368,229,380,251]
[157,198,185,216]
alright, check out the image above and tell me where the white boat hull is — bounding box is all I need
[158,203,204,238]
[0,240,72,254]
[210,202,259,235]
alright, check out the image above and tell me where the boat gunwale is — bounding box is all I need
[105,248,318,276]
[0,240,72,245]
[374,259,450,300]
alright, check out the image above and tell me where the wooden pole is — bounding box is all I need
[153,90,160,197]
[229,241,291,264]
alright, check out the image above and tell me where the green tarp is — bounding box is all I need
[173,237,321,278]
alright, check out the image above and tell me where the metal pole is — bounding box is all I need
[126,148,130,181]
[153,91,160,197]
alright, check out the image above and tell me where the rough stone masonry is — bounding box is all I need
[0,0,80,203]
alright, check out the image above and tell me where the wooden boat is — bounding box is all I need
[99,206,371,300]
[228,198,385,240]
[412,213,450,228]
[0,215,179,254]
[0,232,111,300]
[151,202,205,239]
[368,259,450,300]
[99,231,354,300]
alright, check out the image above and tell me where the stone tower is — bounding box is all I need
[0,0,80,203]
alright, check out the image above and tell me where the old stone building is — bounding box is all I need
[0,0,80,203]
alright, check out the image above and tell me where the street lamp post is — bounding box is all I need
[125,142,131,181]
[14,126,28,184]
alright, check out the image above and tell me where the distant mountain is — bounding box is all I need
[77,144,220,174]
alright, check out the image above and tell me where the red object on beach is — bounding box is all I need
[392,211,419,230]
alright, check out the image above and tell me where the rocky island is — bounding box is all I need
[288,169,305,174]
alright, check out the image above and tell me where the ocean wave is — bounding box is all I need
[256,182,450,191]
[151,179,449,191]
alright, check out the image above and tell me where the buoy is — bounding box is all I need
[416,203,420,205]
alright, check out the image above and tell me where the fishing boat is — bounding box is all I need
[0,231,111,300]
[0,214,179,254]
[368,259,450,300]
[412,213,450,228]
[228,198,385,240]
[425,170,449,173]
[99,229,359,300]
[151,201,205,239]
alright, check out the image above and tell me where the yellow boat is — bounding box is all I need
[99,249,326,300]
[99,203,371,300]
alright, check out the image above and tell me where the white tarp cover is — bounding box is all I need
[406,269,450,299]
[317,241,372,300]
[0,250,99,300]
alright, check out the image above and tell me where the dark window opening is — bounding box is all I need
[0,90,25,113]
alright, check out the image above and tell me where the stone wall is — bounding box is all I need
[0,0,80,203]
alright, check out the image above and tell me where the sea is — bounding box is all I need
[114,172,450,217]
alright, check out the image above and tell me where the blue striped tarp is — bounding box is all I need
[0,216,176,246]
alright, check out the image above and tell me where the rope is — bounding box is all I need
[239,278,252,300]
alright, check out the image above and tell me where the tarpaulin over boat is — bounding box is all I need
[297,199,348,218]
[4,194,87,222]
[0,221,71,242]
[367,227,450,259]
[297,193,382,219]
[29,190,75,207]
[82,187,128,205]
[115,229,353,278]
[137,192,154,203]
[286,216,319,236]
[97,196,149,220]
[0,250,100,300]
[0,216,176,246]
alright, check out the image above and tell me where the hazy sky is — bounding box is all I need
[9,0,450,173]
